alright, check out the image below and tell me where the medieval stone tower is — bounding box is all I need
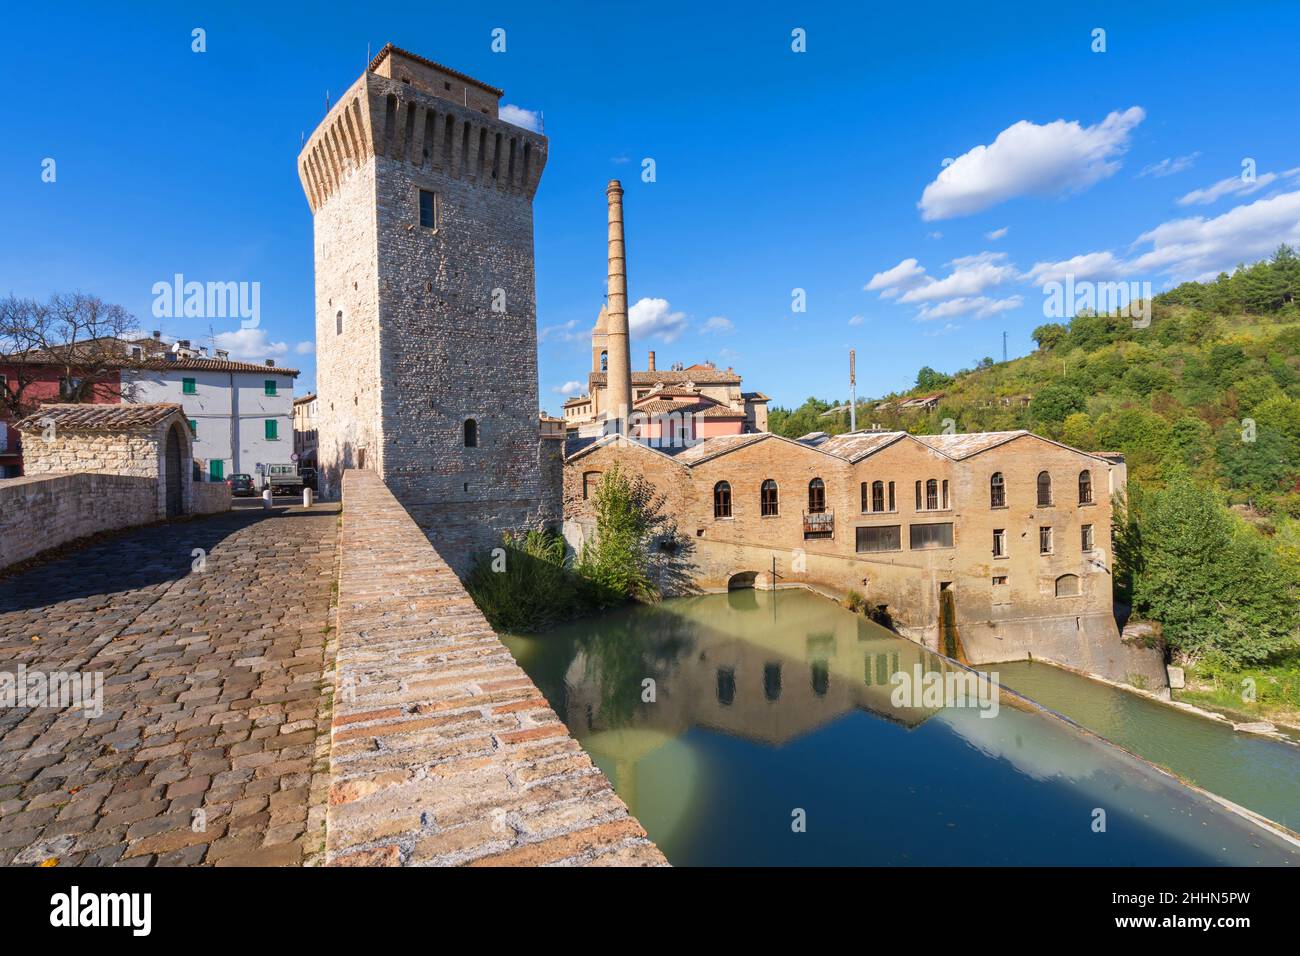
[298,44,549,570]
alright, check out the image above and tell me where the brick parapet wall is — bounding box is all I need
[0,472,158,570]
[328,469,666,866]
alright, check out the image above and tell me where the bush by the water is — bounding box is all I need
[465,529,582,633]
[466,462,680,631]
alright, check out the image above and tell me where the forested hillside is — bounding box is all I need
[771,247,1300,691]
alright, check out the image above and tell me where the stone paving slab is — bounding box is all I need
[0,503,339,867]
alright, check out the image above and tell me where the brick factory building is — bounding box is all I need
[563,428,1163,687]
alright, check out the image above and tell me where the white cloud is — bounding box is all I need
[552,380,584,396]
[1176,167,1299,206]
[916,295,1023,321]
[213,327,288,362]
[499,104,542,133]
[539,319,584,343]
[898,252,1018,303]
[701,316,734,335]
[629,297,689,342]
[918,107,1145,220]
[927,231,943,240]
[1139,153,1200,178]
[985,227,1009,240]
[922,322,961,337]
[865,258,929,298]
[1130,189,1300,281]
[1023,251,1127,284]
[294,341,315,355]
[848,314,865,326]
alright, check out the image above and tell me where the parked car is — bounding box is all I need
[226,474,256,497]
[262,463,303,495]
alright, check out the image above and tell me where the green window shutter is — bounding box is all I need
[183,378,197,395]
[265,419,278,441]
[188,419,197,437]
[264,379,277,396]
[209,460,224,481]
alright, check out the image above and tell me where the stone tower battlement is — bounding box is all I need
[298,44,547,214]
[299,44,551,574]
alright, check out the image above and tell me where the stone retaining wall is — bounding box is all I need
[0,472,159,570]
[328,469,666,866]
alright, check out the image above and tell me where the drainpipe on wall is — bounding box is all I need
[230,370,238,476]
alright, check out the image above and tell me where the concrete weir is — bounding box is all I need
[328,470,665,866]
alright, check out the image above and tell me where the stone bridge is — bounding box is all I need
[0,472,664,866]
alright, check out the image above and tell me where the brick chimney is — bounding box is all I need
[647,350,656,372]
[604,180,633,434]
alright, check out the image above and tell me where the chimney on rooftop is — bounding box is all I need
[265,359,275,367]
[647,350,656,372]
[152,330,162,340]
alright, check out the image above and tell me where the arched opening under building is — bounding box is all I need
[727,570,759,590]
[164,422,185,518]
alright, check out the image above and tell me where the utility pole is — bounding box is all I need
[1002,330,1008,363]
[849,349,857,432]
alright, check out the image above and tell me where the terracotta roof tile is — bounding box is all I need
[134,357,299,375]
[15,402,184,432]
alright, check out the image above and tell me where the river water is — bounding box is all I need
[503,589,1300,866]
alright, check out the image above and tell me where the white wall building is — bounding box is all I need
[122,338,298,482]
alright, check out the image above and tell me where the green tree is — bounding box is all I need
[1061,412,1098,450]
[915,366,953,391]
[1130,473,1298,666]
[1030,383,1086,424]
[1215,422,1294,497]
[577,461,670,606]
[1168,416,1212,470]
[1031,323,1068,350]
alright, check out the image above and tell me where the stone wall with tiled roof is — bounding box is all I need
[15,402,185,432]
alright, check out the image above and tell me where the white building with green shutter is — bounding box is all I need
[121,337,298,482]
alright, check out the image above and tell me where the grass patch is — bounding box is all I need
[1177,648,1300,725]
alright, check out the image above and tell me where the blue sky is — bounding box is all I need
[3,1,1298,408]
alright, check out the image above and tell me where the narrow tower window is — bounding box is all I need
[419,189,440,229]
[335,310,343,335]
[463,418,479,447]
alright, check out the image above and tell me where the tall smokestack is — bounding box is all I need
[604,180,633,435]
[648,350,656,372]
[849,349,857,432]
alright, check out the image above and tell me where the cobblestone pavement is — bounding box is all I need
[0,502,339,866]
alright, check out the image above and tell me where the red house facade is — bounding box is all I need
[0,362,122,477]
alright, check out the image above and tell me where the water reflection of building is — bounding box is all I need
[561,590,942,749]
